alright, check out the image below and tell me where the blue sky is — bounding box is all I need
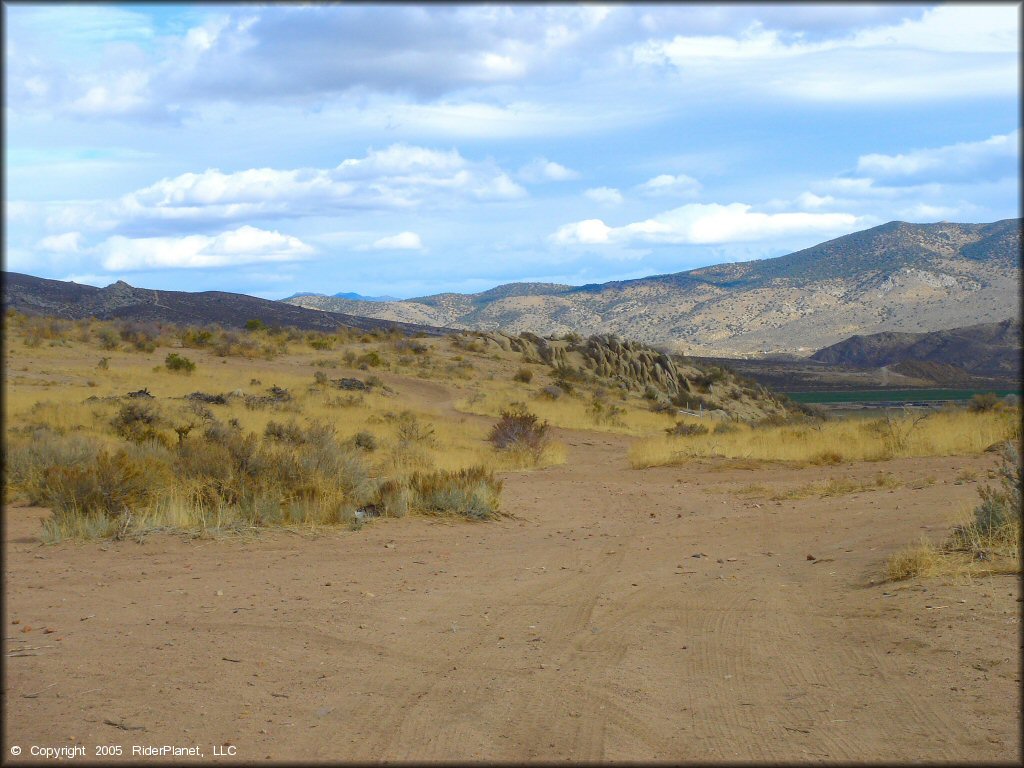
[4,3,1020,299]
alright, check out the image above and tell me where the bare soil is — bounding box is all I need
[4,434,1020,762]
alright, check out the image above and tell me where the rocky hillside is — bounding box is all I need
[1,272,449,336]
[458,330,792,421]
[284,219,1020,356]
[810,318,1022,380]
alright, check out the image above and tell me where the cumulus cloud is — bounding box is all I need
[57,144,525,233]
[517,158,580,183]
[371,232,423,251]
[635,173,701,198]
[552,203,860,246]
[584,187,623,205]
[97,225,313,270]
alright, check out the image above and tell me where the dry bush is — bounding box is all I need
[665,421,709,437]
[967,392,1000,413]
[538,385,563,401]
[887,541,943,581]
[887,440,1021,581]
[588,396,625,426]
[37,449,171,519]
[513,368,534,384]
[97,328,120,350]
[808,450,844,466]
[407,466,503,520]
[4,428,104,504]
[111,401,167,444]
[488,405,549,456]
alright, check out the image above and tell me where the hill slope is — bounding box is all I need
[810,318,1022,379]
[284,219,1020,355]
[2,272,449,336]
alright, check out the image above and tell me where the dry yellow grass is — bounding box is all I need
[736,472,901,500]
[630,409,1019,468]
[454,380,676,436]
[4,322,580,540]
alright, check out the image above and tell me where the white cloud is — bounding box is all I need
[69,70,152,116]
[552,202,860,246]
[59,144,526,232]
[518,157,580,183]
[795,192,836,210]
[371,231,423,251]
[584,187,623,205]
[37,231,83,253]
[98,225,313,270]
[631,6,1019,102]
[635,173,701,198]
[855,130,1018,184]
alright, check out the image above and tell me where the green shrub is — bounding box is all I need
[245,318,267,332]
[967,441,1021,537]
[165,353,196,374]
[181,327,214,348]
[357,351,383,368]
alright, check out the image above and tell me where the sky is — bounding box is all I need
[3,3,1020,300]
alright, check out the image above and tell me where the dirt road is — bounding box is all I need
[4,436,1019,762]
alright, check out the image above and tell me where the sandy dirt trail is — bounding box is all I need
[4,417,1020,762]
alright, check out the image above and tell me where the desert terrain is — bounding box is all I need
[3,315,1020,763]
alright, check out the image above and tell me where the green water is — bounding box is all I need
[786,388,1021,404]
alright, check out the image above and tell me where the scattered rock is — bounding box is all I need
[187,391,228,405]
[806,554,816,561]
[333,378,368,391]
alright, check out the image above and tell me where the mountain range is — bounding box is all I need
[1,272,448,336]
[284,219,1020,356]
[283,291,399,303]
[810,318,1021,380]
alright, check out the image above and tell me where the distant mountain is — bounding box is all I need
[283,291,399,302]
[283,219,1021,355]
[810,318,1022,380]
[1,272,450,336]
